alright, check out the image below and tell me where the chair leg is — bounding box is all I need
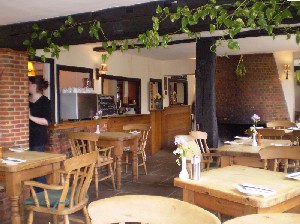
[141,152,147,175]
[64,215,70,224]
[83,206,91,224]
[94,168,99,198]
[108,163,116,190]
[52,214,58,224]
[27,210,33,224]
[125,153,129,173]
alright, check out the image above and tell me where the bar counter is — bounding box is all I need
[46,106,191,156]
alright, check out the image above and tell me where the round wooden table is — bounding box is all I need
[88,195,221,224]
[223,213,300,224]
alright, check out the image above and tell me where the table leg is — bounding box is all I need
[132,138,138,182]
[10,196,21,224]
[115,154,122,189]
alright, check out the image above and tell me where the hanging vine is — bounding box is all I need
[24,0,300,63]
[235,55,246,77]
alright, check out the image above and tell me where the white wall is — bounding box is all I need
[273,51,295,121]
[293,52,300,112]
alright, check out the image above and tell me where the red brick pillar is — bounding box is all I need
[0,49,29,148]
[0,48,29,223]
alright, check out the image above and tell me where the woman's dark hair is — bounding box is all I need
[29,76,49,93]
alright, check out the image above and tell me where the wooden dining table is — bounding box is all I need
[174,165,300,217]
[0,150,66,224]
[216,139,291,168]
[96,132,140,189]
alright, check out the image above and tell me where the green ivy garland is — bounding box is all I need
[24,0,300,63]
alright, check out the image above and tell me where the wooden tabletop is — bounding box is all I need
[96,132,140,141]
[216,139,291,157]
[0,151,66,172]
[174,165,300,208]
[223,213,300,224]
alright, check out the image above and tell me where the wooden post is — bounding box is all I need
[195,37,219,148]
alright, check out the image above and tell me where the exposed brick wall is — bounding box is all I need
[215,53,289,124]
[0,49,29,223]
[0,49,29,148]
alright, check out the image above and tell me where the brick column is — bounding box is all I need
[0,48,28,223]
[0,49,29,148]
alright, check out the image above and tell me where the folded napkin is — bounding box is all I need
[286,172,300,180]
[234,136,250,140]
[129,131,141,134]
[224,141,243,145]
[236,183,276,197]
[255,126,264,129]
[288,127,300,130]
[9,147,29,153]
[270,143,290,146]
[2,157,27,165]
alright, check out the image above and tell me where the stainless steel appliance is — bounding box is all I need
[60,93,97,120]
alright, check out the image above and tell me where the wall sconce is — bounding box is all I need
[96,63,107,80]
[28,61,36,76]
[283,64,290,80]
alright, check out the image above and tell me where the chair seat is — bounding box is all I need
[98,156,114,163]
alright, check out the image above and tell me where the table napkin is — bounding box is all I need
[2,157,27,165]
[9,147,29,153]
[224,141,243,145]
[236,183,276,197]
[270,143,290,146]
[129,131,141,134]
[234,136,250,140]
[286,172,300,180]
[288,127,300,130]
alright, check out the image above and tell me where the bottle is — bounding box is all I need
[191,155,201,180]
[257,133,262,146]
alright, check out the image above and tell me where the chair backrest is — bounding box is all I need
[257,128,285,139]
[189,131,210,154]
[291,130,300,145]
[123,124,151,151]
[55,152,97,211]
[259,146,300,172]
[266,121,295,129]
[88,195,221,224]
[67,132,99,156]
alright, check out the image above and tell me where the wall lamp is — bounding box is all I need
[283,64,290,80]
[96,63,107,80]
[28,61,36,76]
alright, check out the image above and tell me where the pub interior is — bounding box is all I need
[1,1,300,224]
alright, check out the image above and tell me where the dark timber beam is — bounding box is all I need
[0,0,299,50]
[195,37,219,148]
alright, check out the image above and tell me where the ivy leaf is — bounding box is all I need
[53,31,61,38]
[23,39,31,46]
[32,24,39,31]
[41,55,46,63]
[209,24,216,33]
[63,45,69,50]
[102,54,107,63]
[102,42,108,49]
[39,31,48,40]
[286,33,291,40]
[31,32,38,39]
[65,16,74,25]
[44,47,50,52]
[156,5,163,14]
[59,25,66,32]
[78,25,84,34]
[228,39,239,50]
[296,33,300,45]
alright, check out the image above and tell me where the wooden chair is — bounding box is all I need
[67,132,115,198]
[291,130,300,145]
[122,124,151,177]
[88,195,221,224]
[257,128,285,139]
[259,146,300,172]
[23,151,98,224]
[223,213,300,224]
[266,120,295,129]
[189,131,221,170]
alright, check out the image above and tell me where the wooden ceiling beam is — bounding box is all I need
[0,0,299,50]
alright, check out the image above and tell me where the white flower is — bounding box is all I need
[251,114,260,121]
[174,136,187,146]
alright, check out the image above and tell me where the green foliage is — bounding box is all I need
[24,0,300,64]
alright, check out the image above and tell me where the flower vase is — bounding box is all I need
[252,133,257,147]
[179,157,189,180]
[95,124,101,134]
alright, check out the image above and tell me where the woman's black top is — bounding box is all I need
[29,95,51,148]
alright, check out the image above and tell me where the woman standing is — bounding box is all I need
[29,76,51,189]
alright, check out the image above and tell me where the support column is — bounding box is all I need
[195,38,219,148]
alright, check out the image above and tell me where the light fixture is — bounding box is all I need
[28,61,36,76]
[283,64,290,80]
[99,63,107,75]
